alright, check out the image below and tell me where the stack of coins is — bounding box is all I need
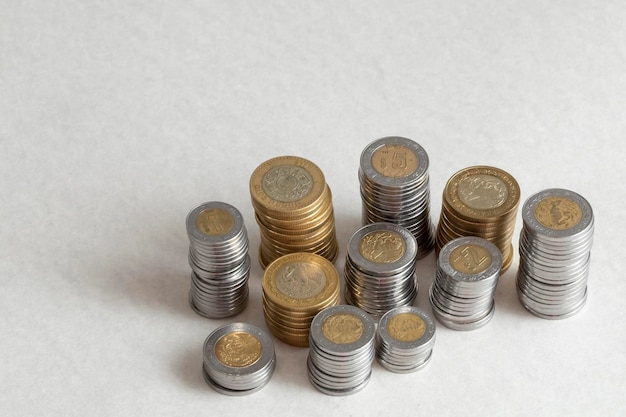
[376,306,436,373]
[344,223,418,318]
[435,166,520,272]
[202,323,276,395]
[359,137,435,259]
[186,202,250,318]
[517,188,594,319]
[262,253,340,347]
[250,156,338,268]
[430,236,502,330]
[307,305,376,396]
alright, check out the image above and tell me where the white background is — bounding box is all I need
[2,1,625,416]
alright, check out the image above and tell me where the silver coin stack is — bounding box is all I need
[202,323,276,395]
[307,305,376,396]
[186,201,250,318]
[359,136,435,259]
[517,188,594,319]
[344,223,418,318]
[430,236,502,330]
[376,306,436,373]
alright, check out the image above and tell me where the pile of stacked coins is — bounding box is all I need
[307,305,376,396]
[202,323,276,396]
[250,156,338,268]
[435,166,520,271]
[430,237,502,330]
[517,188,594,319]
[262,253,340,347]
[186,202,250,318]
[359,137,435,259]
[376,306,436,373]
[344,223,418,318]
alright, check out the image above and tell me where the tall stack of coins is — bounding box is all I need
[307,305,376,396]
[430,237,502,330]
[376,306,436,373]
[359,137,435,259]
[186,202,250,318]
[344,223,418,318]
[435,166,520,271]
[202,323,276,395]
[250,156,338,268]
[262,253,340,347]
[517,189,594,319]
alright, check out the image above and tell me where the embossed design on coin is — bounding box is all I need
[387,313,426,342]
[449,243,492,274]
[534,197,583,230]
[457,174,509,210]
[262,165,313,202]
[275,261,327,299]
[359,231,406,263]
[214,332,262,368]
[322,314,364,344]
[371,144,418,178]
[196,208,235,236]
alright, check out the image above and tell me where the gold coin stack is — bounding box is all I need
[262,253,340,347]
[435,166,520,272]
[250,156,338,268]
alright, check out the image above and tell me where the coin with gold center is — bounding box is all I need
[214,331,262,368]
[534,197,582,230]
[387,313,426,342]
[196,208,235,236]
[358,230,406,263]
[322,313,364,344]
[371,144,419,178]
[449,243,493,274]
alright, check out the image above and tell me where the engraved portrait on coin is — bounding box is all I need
[359,231,405,263]
[322,314,364,344]
[275,262,327,299]
[214,332,262,368]
[457,174,509,210]
[534,197,583,230]
[262,165,313,202]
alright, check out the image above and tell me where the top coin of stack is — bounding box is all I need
[435,166,520,272]
[250,156,338,268]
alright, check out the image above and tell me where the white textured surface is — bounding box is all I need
[1,1,625,415]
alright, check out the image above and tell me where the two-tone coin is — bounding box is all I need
[359,137,435,259]
[429,236,502,330]
[516,189,594,319]
[344,223,418,318]
[186,202,250,318]
[307,305,376,396]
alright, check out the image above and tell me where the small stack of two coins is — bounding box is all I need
[186,202,250,318]
[517,189,594,319]
[262,253,340,347]
[250,156,338,268]
[436,166,520,271]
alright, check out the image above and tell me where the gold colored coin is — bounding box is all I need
[322,313,364,344]
[371,144,419,178]
[449,243,493,274]
[534,197,582,230]
[387,313,426,342]
[214,331,262,368]
[358,230,406,263]
[196,208,234,236]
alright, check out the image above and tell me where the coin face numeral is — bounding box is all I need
[458,246,488,272]
[450,243,492,274]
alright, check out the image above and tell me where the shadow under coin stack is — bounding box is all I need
[307,305,376,396]
[186,202,250,318]
[430,237,502,330]
[202,323,276,396]
[376,306,436,373]
[435,166,520,272]
[262,253,340,347]
[517,189,594,319]
[359,137,435,259]
[250,156,338,268]
[344,223,418,318]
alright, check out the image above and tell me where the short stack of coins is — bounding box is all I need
[202,323,276,396]
[435,166,520,272]
[307,305,376,396]
[376,306,436,373]
[517,188,594,319]
[430,236,502,330]
[186,202,250,318]
[250,156,338,268]
[344,223,418,318]
[262,253,340,347]
[359,136,435,259]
